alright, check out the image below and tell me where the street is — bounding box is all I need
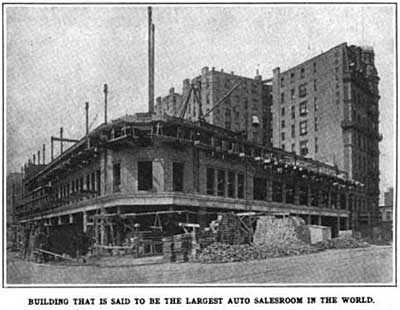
[6,245,393,284]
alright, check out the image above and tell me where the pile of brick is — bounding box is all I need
[313,237,369,251]
[253,215,308,245]
[196,241,319,264]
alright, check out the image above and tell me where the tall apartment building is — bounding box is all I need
[156,67,272,146]
[155,87,183,116]
[271,43,381,226]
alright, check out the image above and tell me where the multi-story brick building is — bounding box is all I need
[154,87,183,117]
[156,67,272,146]
[271,43,381,228]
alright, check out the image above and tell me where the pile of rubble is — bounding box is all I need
[196,241,320,264]
[313,237,369,251]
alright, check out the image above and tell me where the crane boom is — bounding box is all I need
[201,81,241,121]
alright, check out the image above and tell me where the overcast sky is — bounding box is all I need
[5,4,395,199]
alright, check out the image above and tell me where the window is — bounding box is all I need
[228,172,235,198]
[281,92,285,104]
[206,168,215,195]
[237,173,244,199]
[281,119,285,128]
[298,83,307,97]
[172,162,184,192]
[315,117,318,131]
[281,107,285,116]
[96,170,101,194]
[91,172,95,192]
[138,161,152,191]
[313,79,317,91]
[86,174,90,191]
[286,183,295,203]
[300,140,309,156]
[280,77,285,87]
[291,124,295,138]
[254,177,267,200]
[217,170,225,196]
[281,144,285,150]
[299,101,308,116]
[291,106,295,119]
[290,72,295,83]
[291,143,296,153]
[281,132,285,141]
[291,88,295,100]
[300,68,305,79]
[272,182,283,202]
[315,137,318,153]
[300,120,308,135]
[314,97,318,111]
[113,163,121,192]
[313,62,317,73]
[80,177,84,191]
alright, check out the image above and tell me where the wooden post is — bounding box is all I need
[83,212,88,233]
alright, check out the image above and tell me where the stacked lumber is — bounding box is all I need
[173,234,192,263]
[313,237,369,251]
[217,213,247,245]
[196,241,320,263]
[162,236,174,262]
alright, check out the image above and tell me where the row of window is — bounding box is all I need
[280,81,318,103]
[280,63,318,87]
[112,161,185,192]
[281,138,318,156]
[56,170,101,199]
[281,118,318,142]
[206,168,245,199]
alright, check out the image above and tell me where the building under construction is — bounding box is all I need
[13,7,372,259]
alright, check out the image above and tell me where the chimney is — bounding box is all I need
[60,127,64,153]
[85,102,90,148]
[43,144,46,165]
[104,84,108,124]
[148,7,155,113]
[51,137,54,161]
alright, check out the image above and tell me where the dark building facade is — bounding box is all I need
[272,43,381,227]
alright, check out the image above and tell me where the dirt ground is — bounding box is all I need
[6,245,393,285]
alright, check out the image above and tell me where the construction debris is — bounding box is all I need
[313,237,369,251]
[196,241,320,263]
[253,215,307,245]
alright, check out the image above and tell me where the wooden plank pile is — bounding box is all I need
[162,234,193,263]
[162,236,174,262]
[217,213,248,245]
[173,234,192,263]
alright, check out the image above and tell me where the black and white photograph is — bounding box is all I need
[3,2,396,291]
